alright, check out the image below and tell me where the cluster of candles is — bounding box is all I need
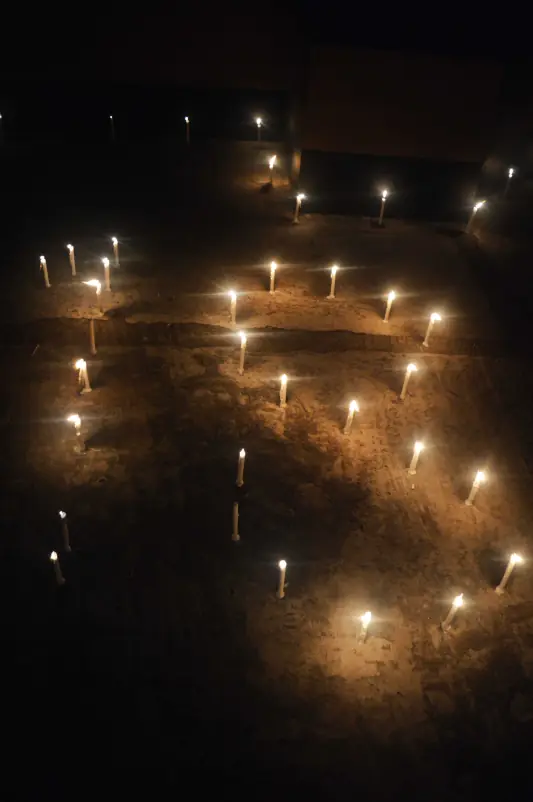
[39,237,120,289]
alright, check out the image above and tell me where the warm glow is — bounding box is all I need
[84,279,101,295]
[228,290,237,302]
[452,594,464,609]
[430,312,442,322]
[50,551,58,562]
[349,399,359,413]
[280,374,288,386]
[407,363,417,373]
[185,116,189,123]
[474,470,486,484]
[111,237,118,246]
[360,611,372,627]
[67,244,73,252]
[239,331,247,346]
[75,359,86,370]
[296,193,305,201]
[59,511,66,519]
[510,552,523,565]
[269,155,277,169]
[387,290,396,302]
[473,200,486,212]
[102,257,110,268]
[239,448,246,458]
[331,264,338,276]
[270,261,277,272]
[67,414,81,427]
[509,167,514,178]
[109,115,113,120]
[40,255,46,263]
[279,560,287,570]
[414,441,424,454]
[382,190,388,200]
[256,117,262,127]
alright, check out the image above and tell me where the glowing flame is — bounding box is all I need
[84,279,101,295]
[360,611,372,627]
[111,237,118,246]
[414,441,424,455]
[67,414,81,428]
[387,290,396,302]
[430,312,442,322]
[228,290,237,302]
[270,261,277,272]
[296,193,305,201]
[50,551,58,562]
[255,117,262,127]
[280,374,288,386]
[185,116,189,123]
[102,257,110,268]
[239,331,247,346]
[509,167,514,178]
[269,155,277,169]
[331,265,338,276]
[75,359,86,370]
[382,190,388,200]
[452,594,464,609]
[40,255,46,264]
[407,363,418,373]
[67,244,73,252]
[473,200,486,212]
[279,560,287,570]
[59,511,66,519]
[474,470,486,485]
[239,449,246,458]
[349,399,359,413]
[510,553,523,565]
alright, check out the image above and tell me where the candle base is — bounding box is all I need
[231,532,240,542]
[495,585,505,595]
[80,387,92,394]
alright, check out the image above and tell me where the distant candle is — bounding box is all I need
[238,331,247,375]
[277,560,287,599]
[423,312,442,348]
[279,374,288,408]
[75,358,92,394]
[327,265,338,299]
[408,441,424,475]
[270,261,277,294]
[384,290,396,322]
[400,363,417,400]
[102,257,111,291]
[111,237,119,267]
[344,399,359,435]
[465,469,485,506]
[442,593,463,632]
[228,290,237,326]
[67,244,76,277]
[40,255,51,288]
[358,610,372,643]
[236,448,246,487]
[59,510,71,552]
[50,551,65,586]
[495,552,523,595]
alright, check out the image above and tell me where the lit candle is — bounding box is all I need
[228,290,237,326]
[467,200,486,232]
[268,154,277,183]
[59,510,71,553]
[384,290,396,322]
[67,414,84,452]
[293,193,305,224]
[111,237,119,267]
[236,448,246,487]
[232,501,240,542]
[50,551,65,586]
[75,358,92,393]
[327,264,338,299]
[255,116,262,141]
[109,114,115,141]
[277,559,287,599]
[400,363,417,400]
[238,331,247,375]
[39,255,51,288]
[379,189,388,226]
[358,610,372,643]
[408,441,424,475]
[270,261,277,294]
[89,318,97,356]
[465,469,485,506]
[344,399,359,434]
[495,552,523,595]
[441,593,464,632]
[279,374,288,408]
[422,312,442,347]
[67,244,76,277]
[185,116,190,144]
[84,279,102,313]
[102,257,111,291]
[504,166,515,198]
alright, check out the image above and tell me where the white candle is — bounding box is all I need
[358,610,372,643]
[496,552,523,594]
[293,193,305,224]
[268,154,277,184]
[344,399,359,434]
[111,237,119,267]
[504,167,514,198]
[75,358,92,393]
[185,116,190,144]
[255,117,262,141]
[67,414,83,452]
[465,469,485,506]
[89,318,97,355]
[59,510,71,552]
[67,244,76,277]
[109,115,115,141]
[228,290,237,326]
[236,448,246,487]
[400,363,417,400]
[442,593,464,632]
[84,279,102,313]
[423,312,442,347]
[279,374,288,408]
[408,441,424,475]
[384,290,396,322]
[379,190,388,226]
[277,559,287,599]
[50,551,65,586]
[238,331,247,375]
[467,200,486,232]
[232,501,240,542]
[327,265,338,299]
[40,255,51,288]
[102,257,111,291]
[270,261,277,294]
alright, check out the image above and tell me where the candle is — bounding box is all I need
[67,414,84,452]
[504,167,515,198]
[277,559,287,599]
[279,374,288,408]
[59,510,71,553]
[379,189,388,226]
[327,265,338,299]
[232,501,240,542]
[344,399,359,434]
[89,318,97,356]
[75,358,92,393]
[465,469,485,506]
[495,552,523,595]
[236,448,246,487]
[50,551,65,586]
[408,441,424,475]
[384,290,396,322]
[84,279,102,312]
[268,154,277,184]
[400,363,417,400]
[238,331,247,375]
[270,261,277,294]
[467,200,486,232]
[67,244,76,277]
[441,593,464,632]
[255,116,262,141]
[358,610,372,643]
[109,114,115,141]
[423,312,442,347]
[293,193,305,224]
[40,255,51,288]
[102,257,111,291]
[228,290,237,326]
[111,237,119,267]
[185,116,190,144]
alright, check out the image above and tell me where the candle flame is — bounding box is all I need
[239,448,246,458]
[111,237,118,246]
[349,399,359,413]
[510,552,523,565]
[407,363,418,373]
[50,551,58,562]
[59,510,66,519]
[473,200,486,212]
[228,290,237,302]
[296,193,305,201]
[67,414,81,428]
[239,331,247,346]
[102,257,110,268]
[414,441,424,454]
[279,560,287,570]
[360,611,372,627]
[268,155,277,169]
[67,244,73,252]
[382,190,388,200]
[387,290,396,302]
[185,116,189,123]
[474,470,486,484]
[84,279,101,295]
[75,359,86,370]
[280,374,288,386]
[452,593,464,609]
[270,261,277,272]
[430,312,442,322]
[40,255,46,264]
[331,265,338,276]
[509,167,514,178]
[255,117,262,126]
